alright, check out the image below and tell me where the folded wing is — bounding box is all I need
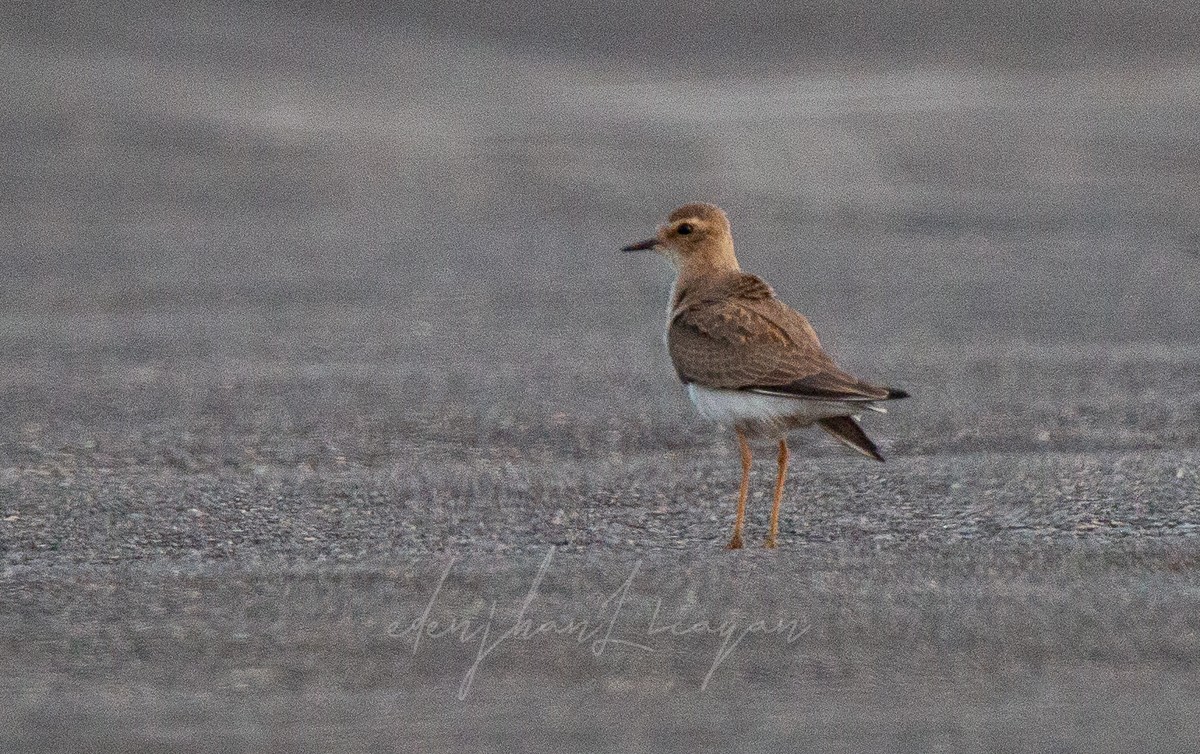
[668,275,896,402]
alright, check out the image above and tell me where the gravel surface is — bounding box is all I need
[3,2,1200,751]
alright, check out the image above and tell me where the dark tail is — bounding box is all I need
[817,416,885,462]
[885,388,910,400]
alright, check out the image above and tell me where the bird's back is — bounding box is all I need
[668,271,895,402]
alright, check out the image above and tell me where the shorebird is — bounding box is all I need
[622,203,908,549]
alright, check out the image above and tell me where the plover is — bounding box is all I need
[623,203,908,549]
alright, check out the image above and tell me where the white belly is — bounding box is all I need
[686,383,852,432]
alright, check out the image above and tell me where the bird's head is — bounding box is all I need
[622,203,739,272]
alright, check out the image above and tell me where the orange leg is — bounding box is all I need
[766,439,788,548]
[727,429,752,549]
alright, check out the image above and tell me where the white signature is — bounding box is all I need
[388,547,809,699]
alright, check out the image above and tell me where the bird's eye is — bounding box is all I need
[677,223,693,235]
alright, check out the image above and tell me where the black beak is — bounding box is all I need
[621,238,659,252]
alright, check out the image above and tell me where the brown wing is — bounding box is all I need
[668,277,891,402]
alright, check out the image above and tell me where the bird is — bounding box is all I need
[622,202,908,549]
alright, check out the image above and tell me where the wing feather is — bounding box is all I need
[668,274,895,402]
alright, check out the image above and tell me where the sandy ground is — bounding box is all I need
[2,2,1200,751]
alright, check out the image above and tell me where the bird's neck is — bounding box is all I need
[669,248,741,310]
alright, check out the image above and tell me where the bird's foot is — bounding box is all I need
[725,534,744,550]
[763,536,777,549]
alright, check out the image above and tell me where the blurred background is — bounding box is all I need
[3,0,1198,472]
[4,3,1200,751]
